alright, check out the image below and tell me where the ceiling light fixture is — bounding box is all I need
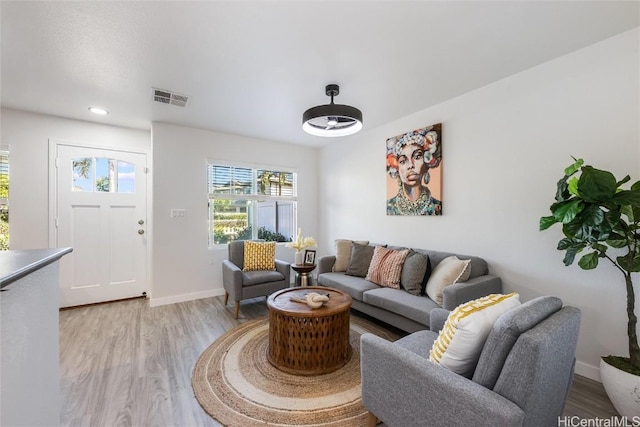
[302,84,362,137]
[88,106,109,115]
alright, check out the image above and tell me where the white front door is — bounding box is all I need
[54,144,147,307]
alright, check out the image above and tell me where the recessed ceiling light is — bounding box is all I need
[88,106,109,115]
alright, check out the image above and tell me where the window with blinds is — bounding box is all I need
[207,163,297,247]
[0,148,9,250]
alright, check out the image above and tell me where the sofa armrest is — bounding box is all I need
[317,256,336,274]
[222,259,244,300]
[429,308,450,333]
[441,275,502,311]
[361,333,524,427]
[275,259,291,284]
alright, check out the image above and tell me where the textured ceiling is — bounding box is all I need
[1,1,638,147]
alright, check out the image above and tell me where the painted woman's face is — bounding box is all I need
[397,144,425,186]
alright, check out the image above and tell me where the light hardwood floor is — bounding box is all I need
[59,296,618,426]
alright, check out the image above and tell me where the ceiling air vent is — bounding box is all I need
[152,88,189,107]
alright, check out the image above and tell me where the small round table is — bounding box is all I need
[267,286,353,375]
[291,264,316,287]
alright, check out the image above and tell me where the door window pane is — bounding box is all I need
[72,158,94,192]
[72,157,135,193]
[117,161,135,193]
[95,158,113,192]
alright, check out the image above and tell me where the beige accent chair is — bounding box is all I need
[222,240,291,318]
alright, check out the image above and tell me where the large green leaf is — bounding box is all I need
[611,190,640,206]
[617,175,631,187]
[563,246,580,266]
[607,232,628,248]
[617,253,640,273]
[578,252,599,269]
[564,158,584,176]
[582,205,605,226]
[555,176,570,202]
[632,180,640,191]
[557,238,574,250]
[567,177,579,197]
[551,199,584,223]
[592,243,609,255]
[577,166,618,203]
[539,215,558,231]
[621,205,640,223]
[633,253,640,273]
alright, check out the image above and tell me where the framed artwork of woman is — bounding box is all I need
[386,123,442,216]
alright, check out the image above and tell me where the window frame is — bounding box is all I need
[207,160,298,249]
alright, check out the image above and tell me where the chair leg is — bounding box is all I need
[224,292,229,305]
[366,412,378,427]
[234,301,240,319]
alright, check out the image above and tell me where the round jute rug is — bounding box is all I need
[192,315,397,427]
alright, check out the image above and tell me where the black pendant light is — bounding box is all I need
[302,84,363,137]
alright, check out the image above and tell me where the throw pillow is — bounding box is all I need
[429,293,521,377]
[420,256,432,295]
[400,250,429,296]
[334,239,369,272]
[243,241,276,271]
[425,256,471,305]
[365,246,411,289]
[345,242,376,278]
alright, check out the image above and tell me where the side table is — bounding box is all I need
[291,264,316,287]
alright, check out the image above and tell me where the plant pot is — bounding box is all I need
[600,358,640,417]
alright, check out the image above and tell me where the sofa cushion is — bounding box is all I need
[242,270,285,286]
[401,250,429,296]
[334,239,369,272]
[429,293,521,378]
[243,241,276,271]
[366,246,410,288]
[472,296,563,389]
[425,256,471,305]
[394,330,438,359]
[363,287,440,327]
[317,272,379,301]
[345,242,376,277]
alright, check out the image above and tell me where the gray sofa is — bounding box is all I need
[361,296,582,427]
[317,245,502,332]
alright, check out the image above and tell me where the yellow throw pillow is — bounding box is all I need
[243,241,276,271]
[429,293,520,377]
[425,256,472,305]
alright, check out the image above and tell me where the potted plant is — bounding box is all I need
[540,158,640,416]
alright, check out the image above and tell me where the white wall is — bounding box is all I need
[1,109,150,250]
[318,28,640,380]
[150,122,318,305]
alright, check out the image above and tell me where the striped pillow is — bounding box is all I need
[429,293,520,377]
[365,246,410,289]
[243,241,276,271]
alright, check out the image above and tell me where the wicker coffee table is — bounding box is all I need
[267,286,353,375]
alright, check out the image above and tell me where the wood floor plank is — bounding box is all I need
[59,295,618,426]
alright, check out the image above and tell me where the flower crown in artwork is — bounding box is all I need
[386,124,442,179]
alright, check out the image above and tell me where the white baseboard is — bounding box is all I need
[149,288,225,307]
[575,360,601,382]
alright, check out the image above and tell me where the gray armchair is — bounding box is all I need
[222,240,291,318]
[361,296,581,427]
